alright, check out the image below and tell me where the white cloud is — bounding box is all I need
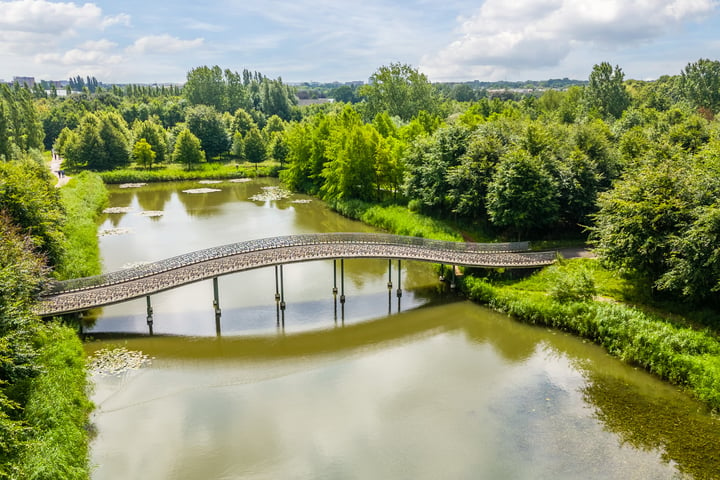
[420,0,718,81]
[0,0,128,34]
[126,34,204,55]
[0,0,101,33]
[35,48,123,66]
[78,39,117,51]
[101,13,131,29]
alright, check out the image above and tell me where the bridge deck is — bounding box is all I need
[36,233,556,316]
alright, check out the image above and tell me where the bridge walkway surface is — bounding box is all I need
[36,233,558,316]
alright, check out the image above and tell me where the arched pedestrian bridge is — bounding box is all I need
[36,233,557,316]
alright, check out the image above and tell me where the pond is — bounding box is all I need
[86,179,720,480]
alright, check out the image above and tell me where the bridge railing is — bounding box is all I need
[42,233,533,295]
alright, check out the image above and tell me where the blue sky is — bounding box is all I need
[1,0,719,84]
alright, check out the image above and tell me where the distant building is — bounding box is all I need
[13,76,35,87]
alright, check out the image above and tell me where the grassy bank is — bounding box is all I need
[19,324,93,480]
[98,161,280,184]
[331,199,463,242]
[463,260,720,412]
[56,171,109,279]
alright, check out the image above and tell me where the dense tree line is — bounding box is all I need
[280,60,720,307]
[26,59,720,306]
[0,85,44,160]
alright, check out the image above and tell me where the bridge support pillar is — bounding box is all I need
[387,259,393,315]
[340,259,346,305]
[275,265,281,324]
[279,264,286,311]
[451,265,457,290]
[396,260,402,298]
[396,260,402,313]
[439,263,445,282]
[146,296,154,335]
[332,260,338,322]
[212,277,221,317]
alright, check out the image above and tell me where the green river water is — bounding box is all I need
[85,179,720,480]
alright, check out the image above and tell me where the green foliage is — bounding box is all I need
[231,107,257,135]
[589,157,713,300]
[243,126,266,167]
[0,154,65,266]
[359,63,440,121]
[0,210,91,478]
[63,111,131,170]
[132,119,167,164]
[0,214,43,478]
[329,199,461,241]
[403,123,471,213]
[0,85,44,158]
[185,104,230,159]
[183,65,297,119]
[19,323,92,480]
[173,129,206,167]
[680,58,720,114]
[56,171,108,279]
[132,139,156,169]
[547,264,597,303]
[486,149,559,237]
[585,62,631,119]
[321,123,381,202]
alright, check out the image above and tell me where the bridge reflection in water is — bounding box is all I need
[37,233,557,332]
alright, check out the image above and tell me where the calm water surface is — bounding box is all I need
[87,179,720,480]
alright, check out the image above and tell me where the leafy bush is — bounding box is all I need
[548,264,597,303]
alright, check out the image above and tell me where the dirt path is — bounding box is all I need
[50,153,71,187]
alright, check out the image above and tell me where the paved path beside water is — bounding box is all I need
[50,154,70,187]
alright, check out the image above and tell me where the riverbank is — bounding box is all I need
[463,260,720,412]
[97,161,280,184]
[325,198,720,412]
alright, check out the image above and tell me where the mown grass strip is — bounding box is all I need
[56,171,108,280]
[98,162,279,184]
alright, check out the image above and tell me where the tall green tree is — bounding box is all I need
[359,63,440,121]
[321,123,380,202]
[173,129,205,168]
[486,149,559,238]
[183,65,226,111]
[232,108,257,135]
[132,138,156,169]
[590,159,695,288]
[680,58,720,114]
[185,105,230,159]
[244,126,266,173]
[584,62,631,119]
[95,111,131,170]
[133,119,168,164]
